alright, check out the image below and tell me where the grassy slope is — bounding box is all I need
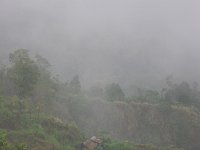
[0,96,84,150]
[0,96,183,150]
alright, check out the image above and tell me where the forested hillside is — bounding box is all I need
[0,49,200,150]
[1,0,200,150]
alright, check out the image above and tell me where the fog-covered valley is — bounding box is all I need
[1,1,200,150]
[1,0,200,91]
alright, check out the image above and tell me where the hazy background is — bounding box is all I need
[1,0,200,93]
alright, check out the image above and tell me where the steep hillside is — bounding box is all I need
[0,96,182,150]
[0,96,84,150]
[58,99,200,150]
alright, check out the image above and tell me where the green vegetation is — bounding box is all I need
[104,83,125,102]
[97,138,181,150]
[0,50,84,149]
[0,94,84,150]
[1,49,200,150]
[8,49,40,98]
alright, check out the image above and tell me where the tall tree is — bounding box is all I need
[69,75,81,95]
[105,83,125,101]
[33,54,58,105]
[164,81,192,105]
[8,49,39,98]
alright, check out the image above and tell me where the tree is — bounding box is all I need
[136,88,161,103]
[35,54,51,69]
[33,54,57,105]
[0,65,7,96]
[164,81,192,105]
[104,83,125,102]
[8,49,40,98]
[69,75,81,95]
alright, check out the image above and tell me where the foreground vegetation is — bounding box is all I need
[1,49,200,150]
[0,92,182,150]
[0,95,84,150]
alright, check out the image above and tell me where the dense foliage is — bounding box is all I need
[1,49,200,150]
[8,49,40,98]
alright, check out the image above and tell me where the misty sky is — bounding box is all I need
[0,0,200,91]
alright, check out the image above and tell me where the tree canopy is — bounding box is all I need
[8,49,40,98]
[105,83,125,101]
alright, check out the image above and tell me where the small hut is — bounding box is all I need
[82,136,102,150]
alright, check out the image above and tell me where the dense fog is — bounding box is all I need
[1,1,200,150]
[1,0,200,90]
